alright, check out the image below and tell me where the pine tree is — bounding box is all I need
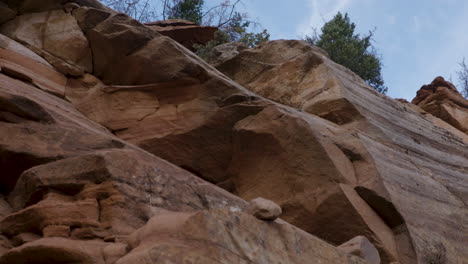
[306,12,387,94]
[168,0,204,25]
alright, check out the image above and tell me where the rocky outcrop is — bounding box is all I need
[0,37,362,263]
[0,34,50,66]
[0,1,467,264]
[204,41,248,67]
[0,9,93,76]
[0,2,370,263]
[205,40,468,263]
[145,19,217,51]
[339,236,381,264]
[412,76,468,135]
[121,209,365,264]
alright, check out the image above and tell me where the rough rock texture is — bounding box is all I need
[339,235,381,264]
[204,40,468,263]
[120,209,365,264]
[205,41,248,67]
[412,76,468,135]
[0,9,93,76]
[0,3,369,263]
[247,197,282,220]
[145,19,217,51]
[0,34,51,66]
[0,2,467,264]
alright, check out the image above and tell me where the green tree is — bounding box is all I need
[195,11,269,60]
[167,0,204,24]
[305,12,387,94]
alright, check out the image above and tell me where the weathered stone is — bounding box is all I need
[412,76,468,135]
[103,243,128,263]
[11,233,41,247]
[0,198,100,236]
[0,72,123,194]
[71,227,109,240]
[120,209,366,264]
[247,197,282,221]
[145,19,217,51]
[0,47,66,97]
[0,2,467,264]
[206,39,468,263]
[0,10,92,76]
[0,34,50,66]
[204,41,248,67]
[339,236,381,264]
[77,10,157,82]
[0,238,108,264]
[42,225,70,238]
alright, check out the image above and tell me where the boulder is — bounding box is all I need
[339,236,381,264]
[120,209,366,264]
[411,76,468,135]
[0,9,92,76]
[247,197,282,221]
[145,19,218,51]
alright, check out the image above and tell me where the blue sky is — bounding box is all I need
[204,0,468,100]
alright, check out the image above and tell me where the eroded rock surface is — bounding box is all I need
[145,19,217,51]
[412,76,468,135]
[0,1,466,264]
[1,9,93,76]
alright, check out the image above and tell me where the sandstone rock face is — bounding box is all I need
[339,236,381,264]
[0,1,467,264]
[0,34,51,66]
[120,209,365,264]
[204,40,468,263]
[145,19,217,51]
[1,9,93,76]
[0,4,365,263]
[412,76,468,135]
[0,47,66,97]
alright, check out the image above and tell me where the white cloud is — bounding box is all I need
[295,0,352,37]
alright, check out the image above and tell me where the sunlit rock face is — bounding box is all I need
[208,39,468,263]
[0,1,466,263]
[412,76,468,136]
